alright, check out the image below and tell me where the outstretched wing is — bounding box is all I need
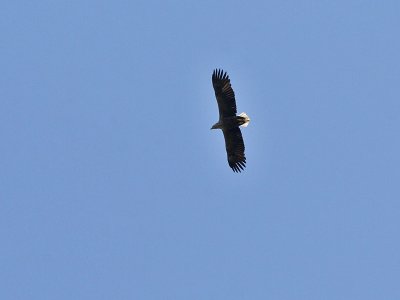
[222,127,246,172]
[212,69,237,118]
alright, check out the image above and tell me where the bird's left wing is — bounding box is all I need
[212,69,237,119]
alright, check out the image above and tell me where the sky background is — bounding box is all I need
[1,1,400,299]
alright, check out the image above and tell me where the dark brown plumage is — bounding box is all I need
[211,69,250,172]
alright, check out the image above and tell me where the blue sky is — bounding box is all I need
[1,1,400,299]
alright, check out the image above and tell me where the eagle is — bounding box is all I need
[211,69,250,172]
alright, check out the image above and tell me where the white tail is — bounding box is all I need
[239,112,250,127]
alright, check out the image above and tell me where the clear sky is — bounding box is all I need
[1,1,400,299]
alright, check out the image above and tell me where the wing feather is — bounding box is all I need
[222,127,246,172]
[212,69,237,118]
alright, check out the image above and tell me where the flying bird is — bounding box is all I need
[211,69,250,172]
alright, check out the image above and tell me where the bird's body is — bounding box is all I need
[211,113,250,130]
[211,69,250,172]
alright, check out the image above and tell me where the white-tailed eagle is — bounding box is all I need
[211,69,250,172]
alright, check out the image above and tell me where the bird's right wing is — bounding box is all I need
[222,127,246,172]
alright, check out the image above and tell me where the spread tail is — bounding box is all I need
[239,112,250,127]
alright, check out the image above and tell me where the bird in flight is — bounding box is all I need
[211,69,250,172]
